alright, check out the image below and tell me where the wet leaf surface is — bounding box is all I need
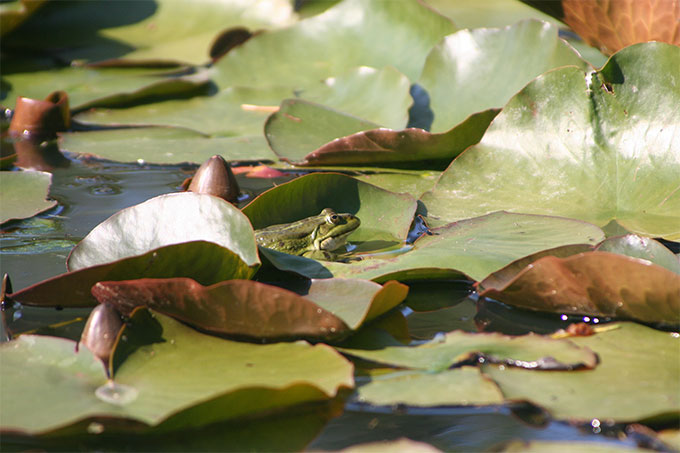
[0,170,57,224]
[67,192,259,271]
[596,234,680,274]
[0,309,353,435]
[478,251,680,325]
[90,277,407,341]
[419,19,586,133]
[339,329,598,372]
[482,322,680,422]
[421,43,680,240]
[262,212,604,282]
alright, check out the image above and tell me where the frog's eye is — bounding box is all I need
[326,213,340,224]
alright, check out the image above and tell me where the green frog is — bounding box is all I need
[255,208,360,261]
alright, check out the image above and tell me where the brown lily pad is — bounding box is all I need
[522,0,680,55]
[91,277,408,341]
[479,251,680,325]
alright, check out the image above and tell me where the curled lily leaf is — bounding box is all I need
[79,304,124,376]
[187,154,240,203]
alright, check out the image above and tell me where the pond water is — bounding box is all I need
[0,158,643,450]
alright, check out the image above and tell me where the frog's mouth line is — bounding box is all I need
[319,231,355,251]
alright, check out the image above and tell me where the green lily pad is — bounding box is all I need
[59,127,276,164]
[478,251,680,325]
[355,171,441,199]
[67,192,259,271]
[0,309,353,435]
[421,43,680,240]
[9,241,257,307]
[356,367,504,407]
[242,173,417,245]
[267,101,499,167]
[419,19,586,133]
[501,440,645,453]
[482,322,680,422]
[596,234,680,274]
[2,0,296,65]
[90,277,408,341]
[339,329,598,372]
[213,0,456,88]
[263,212,604,282]
[2,64,208,111]
[0,170,57,224]
[75,66,411,135]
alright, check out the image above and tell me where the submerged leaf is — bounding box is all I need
[483,322,680,422]
[421,43,680,240]
[339,329,598,371]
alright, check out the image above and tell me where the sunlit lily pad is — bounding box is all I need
[356,367,504,407]
[2,0,295,64]
[242,173,417,246]
[478,251,680,325]
[596,234,680,274]
[0,170,57,224]
[419,19,586,133]
[482,322,680,422]
[0,309,353,435]
[341,438,442,452]
[213,0,456,88]
[67,192,259,271]
[421,43,680,240]
[263,211,603,282]
[90,277,408,341]
[339,329,598,371]
[60,127,276,164]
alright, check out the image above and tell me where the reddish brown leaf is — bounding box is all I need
[92,278,351,341]
[187,154,240,203]
[9,91,70,138]
[479,251,680,325]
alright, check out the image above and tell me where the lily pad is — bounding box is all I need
[596,234,680,274]
[268,101,499,167]
[339,329,598,372]
[482,322,680,422]
[75,66,412,136]
[421,43,680,240]
[0,170,57,224]
[242,173,417,245]
[59,127,276,164]
[418,19,587,133]
[212,0,456,88]
[2,0,296,65]
[9,241,257,307]
[356,367,504,407]
[2,64,208,111]
[90,277,408,341]
[478,251,680,325]
[67,192,259,271]
[262,212,604,283]
[0,309,353,435]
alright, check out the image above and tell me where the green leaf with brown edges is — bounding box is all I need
[421,43,680,240]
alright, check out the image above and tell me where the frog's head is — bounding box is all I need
[313,208,360,251]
